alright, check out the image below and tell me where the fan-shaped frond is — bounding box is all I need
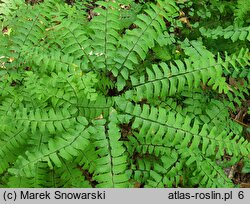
[0,0,249,188]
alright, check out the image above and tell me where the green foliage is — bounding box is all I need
[200,26,250,42]
[0,0,249,188]
[242,158,250,174]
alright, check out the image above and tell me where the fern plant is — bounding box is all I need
[0,0,249,188]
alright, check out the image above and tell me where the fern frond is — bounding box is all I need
[9,122,90,177]
[116,98,250,158]
[52,20,94,71]
[75,144,98,174]
[0,0,24,19]
[222,48,250,76]
[78,95,113,119]
[227,80,249,110]
[145,152,181,187]
[0,128,27,173]
[90,111,130,187]
[181,39,214,60]
[0,0,249,188]
[234,0,250,26]
[145,149,234,188]
[89,1,121,70]
[180,149,234,187]
[6,162,49,187]
[29,49,82,73]
[10,108,80,134]
[54,161,91,187]
[125,49,249,101]
[131,157,154,186]
[200,25,250,42]
[125,59,221,101]
[113,0,179,90]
